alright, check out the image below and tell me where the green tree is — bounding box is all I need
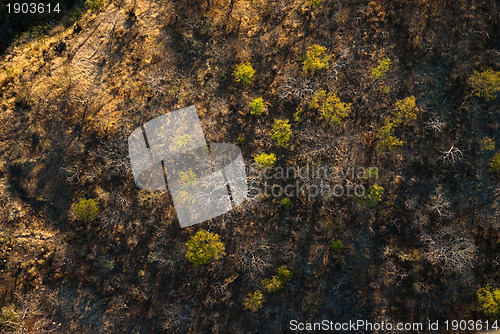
[488,153,500,174]
[309,90,351,125]
[254,153,276,168]
[74,198,100,222]
[303,44,330,74]
[308,0,321,8]
[86,0,105,11]
[329,239,344,252]
[233,62,255,85]
[185,230,225,266]
[469,68,500,101]
[271,119,293,148]
[249,97,266,116]
[371,58,391,80]
[262,266,292,292]
[477,286,500,320]
[376,120,403,153]
[358,184,384,207]
[480,137,495,151]
[280,197,292,209]
[243,290,264,312]
[393,96,418,125]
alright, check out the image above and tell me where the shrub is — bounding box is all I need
[477,286,500,320]
[371,58,391,80]
[357,184,384,207]
[185,230,225,266]
[329,239,344,252]
[262,266,292,292]
[303,44,330,74]
[309,90,351,125]
[0,305,19,332]
[308,0,321,8]
[175,134,193,149]
[488,153,500,174]
[281,197,292,209]
[393,96,418,125]
[243,290,264,312]
[233,62,255,85]
[74,198,100,222]
[249,97,266,116]
[469,68,500,101]
[480,137,495,151]
[254,153,276,168]
[86,0,105,12]
[376,120,403,153]
[271,119,293,148]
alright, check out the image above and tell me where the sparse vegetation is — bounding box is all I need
[357,184,384,207]
[480,137,495,151]
[185,230,225,266]
[262,266,292,292]
[329,239,344,252]
[371,58,391,80]
[86,0,105,12]
[488,153,500,174]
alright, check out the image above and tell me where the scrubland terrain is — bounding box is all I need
[0,0,499,332]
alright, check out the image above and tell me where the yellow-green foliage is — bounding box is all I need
[271,119,293,148]
[309,90,351,125]
[488,153,500,174]
[243,290,264,312]
[233,62,255,85]
[262,266,292,292]
[357,184,384,207]
[74,198,100,222]
[469,68,500,101]
[308,0,321,8]
[329,239,344,252]
[377,120,403,152]
[480,137,495,151]
[0,305,19,332]
[249,97,266,116]
[303,44,330,74]
[179,169,198,188]
[280,197,292,209]
[393,96,418,125]
[254,153,276,168]
[175,134,192,149]
[86,0,105,11]
[185,230,225,266]
[477,286,500,320]
[371,58,391,80]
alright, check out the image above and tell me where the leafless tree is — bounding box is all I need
[440,145,463,164]
[425,114,445,133]
[420,226,477,274]
[277,74,317,102]
[427,186,452,218]
[234,241,273,282]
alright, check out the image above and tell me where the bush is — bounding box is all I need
[371,58,391,80]
[74,198,100,222]
[254,153,276,168]
[86,0,105,11]
[357,184,384,207]
[308,0,321,8]
[303,44,330,74]
[249,97,266,116]
[477,286,500,320]
[262,266,292,292]
[243,290,264,312]
[376,120,403,153]
[233,62,255,85]
[271,119,293,148]
[469,68,500,101]
[309,90,351,125]
[329,239,344,252]
[480,137,495,151]
[280,197,292,209]
[185,230,225,266]
[393,96,418,125]
[488,153,500,174]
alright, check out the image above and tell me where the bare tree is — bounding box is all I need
[425,114,445,133]
[440,145,463,164]
[420,226,477,274]
[427,186,452,218]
